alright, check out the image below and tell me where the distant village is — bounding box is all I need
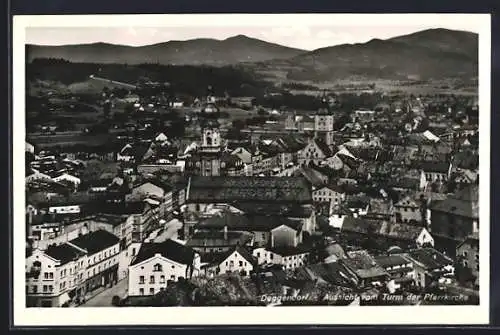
[25,81,480,307]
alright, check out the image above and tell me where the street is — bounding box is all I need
[79,278,128,307]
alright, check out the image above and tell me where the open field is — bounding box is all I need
[27,133,114,148]
[68,76,136,94]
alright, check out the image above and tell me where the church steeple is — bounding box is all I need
[318,89,330,115]
[201,85,219,113]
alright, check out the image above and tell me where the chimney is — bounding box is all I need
[224,225,228,240]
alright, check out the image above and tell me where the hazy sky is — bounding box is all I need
[25,16,482,51]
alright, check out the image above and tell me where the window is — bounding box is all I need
[239,261,243,267]
[160,275,165,284]
[44,272,49,279]
[463,251,468,257]
[171,265,175,269]
[32,286,37,293]
[464,261,469,268]
[43,285,48,292]
[257,252,260,258]
[170,275,175,281]
[150,276,155,284]
[149,288,155,295]
[104,252,107,258]
[139,288,144,296]
[153,263,162,272]
[60,270,64,278]
[139,276,145,284]
[270,253,274,260]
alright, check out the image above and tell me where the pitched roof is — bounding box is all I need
[374,254,411,268]
[414,161,450,174]
[277,135,307,152]
[300,262,359,288]
[369,198,393,215]
[453,151,479,170]
[405,248,453,270]
[314,139,333,157]
[343,250,389,279]
[187,176,312,203]
[45,243,87,266]
[68,230,119,254]
[197,212,304,232]
[337,153,361,170]
[233,202,313,218]
[202,245,257,267]
[268,245,311,257]
[395,196,420,208]
[131,239,195,266]
[341,217,425,241]
[186,231,254,248]
[457,232,479,250]
[298,167,327,188]
[431,186,479,219]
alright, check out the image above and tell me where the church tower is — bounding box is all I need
[314,90,334,146]
[201,85,219,114]
[198,120,223,176]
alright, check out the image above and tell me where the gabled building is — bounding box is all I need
[195,212,309,248]
[201,245,256,277]
[403,248,454,288]
[185,176,313,212]
[341,250,389,288]
[456,232,479,285]
[69,230,121,296]
[430,185,479,258]
[375,254,415,293]
[312,184,346,206]
[299,138,333,165]
[128,239,200,298]
[26,243,87,307]
[185,228,254,254]
[393,196,423,224]
[253,245,310,270]
[414,161,452,184]
[340,217,434,250]
[26,229,120,307]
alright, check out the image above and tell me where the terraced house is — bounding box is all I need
[25,229,120,307]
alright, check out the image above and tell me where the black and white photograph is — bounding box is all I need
[13,13,491,325]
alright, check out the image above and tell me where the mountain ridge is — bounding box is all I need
[26,28,478,80]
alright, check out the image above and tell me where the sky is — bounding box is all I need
[25,15,483,51]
